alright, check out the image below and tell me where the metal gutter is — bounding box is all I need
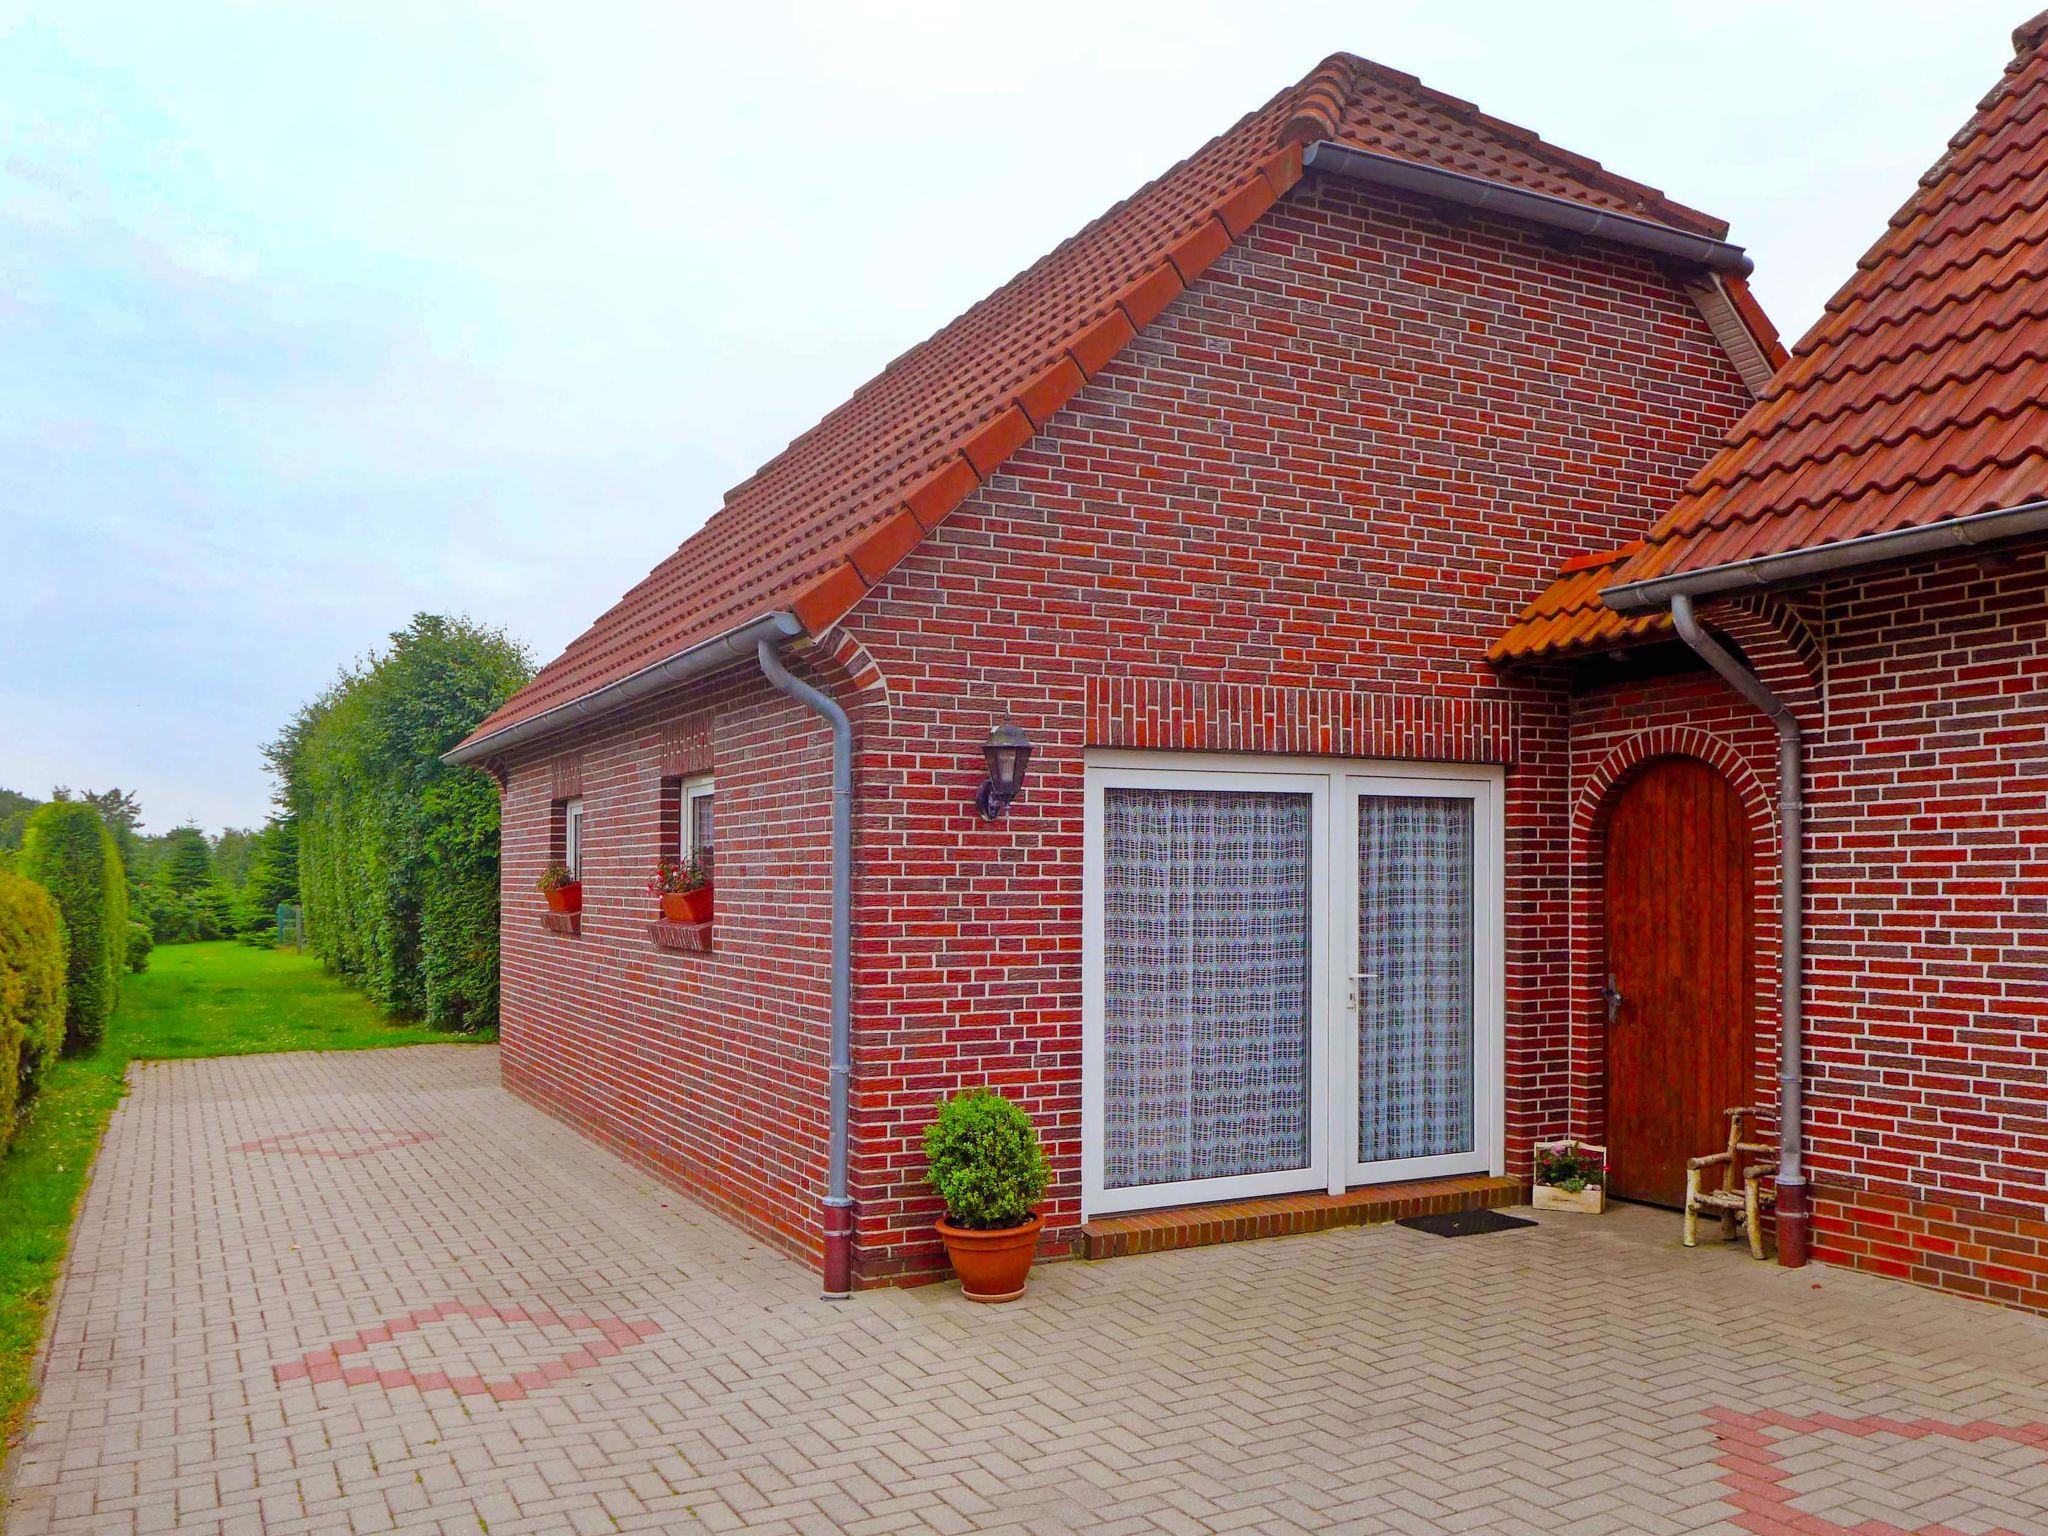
[755,639,856,1300]
[1669,593,1809,1268]
[1605,498,2048,613]
[441,611,804,767]
[1302,141,1753,275]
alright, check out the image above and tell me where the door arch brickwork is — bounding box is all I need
[1569,725,1779,1163]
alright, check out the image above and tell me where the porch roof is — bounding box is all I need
[1486,543,1674,665]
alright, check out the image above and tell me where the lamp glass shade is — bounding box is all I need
[981,721,1032,801]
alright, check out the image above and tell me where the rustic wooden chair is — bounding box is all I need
[1683,1107,1776,1260]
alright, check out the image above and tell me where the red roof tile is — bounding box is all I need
[1487,544,1669,664]
[1496,15,2048,664]
[465,54,1737,748]
[1623,16,2048,582]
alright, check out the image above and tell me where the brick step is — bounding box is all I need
[1079,1174,1526,1260]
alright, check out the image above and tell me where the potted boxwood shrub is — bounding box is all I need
[537,858,582,914]
[925,1088,1050,1303]
[647,850,713,924]
[1532,1138,1606,1214]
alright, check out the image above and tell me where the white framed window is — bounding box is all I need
[681,776,714,857]
[1082,750,1504,1218]
[561,796,585,878]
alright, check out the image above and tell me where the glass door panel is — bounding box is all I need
[1355,794,1475,1163]
[1343,777,1496,1184]
[1093,781,1325,1209]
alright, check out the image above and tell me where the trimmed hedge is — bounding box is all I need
[17,801,126,1055]
[125,921,154,974]
[269,614,530,1031]
[0,869,67,1143]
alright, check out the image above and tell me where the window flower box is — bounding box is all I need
[538,859,582,914]
[659,887,713,925]
[648,853,712,925]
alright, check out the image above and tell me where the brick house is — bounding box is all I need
[1493,13,2048,1312]
[449,52,1781,1294]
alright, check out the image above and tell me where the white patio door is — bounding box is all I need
[1083,754,1501,1217]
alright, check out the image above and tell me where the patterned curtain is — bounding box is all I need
[1103,789,1313,1189]
[1357,795,1474,1162]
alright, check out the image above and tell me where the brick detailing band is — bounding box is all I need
[1086,678,1517,763]
[659,722,712,778]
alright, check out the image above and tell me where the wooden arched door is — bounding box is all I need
[1602,756,1755,1207]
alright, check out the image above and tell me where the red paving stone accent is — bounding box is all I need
[273,1300,661,1403]
[233,1126,444,1159]
[1078,1174,1523,1259]
[1707,1406,2048,1535]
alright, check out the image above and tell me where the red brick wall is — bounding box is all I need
[495,651,871,1269]
[494,171,1754,1285]
[1560,556,2048,1315]
[837,170,1753,1282]
[1804,554,2048,1311]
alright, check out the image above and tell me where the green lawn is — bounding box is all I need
[0,942,492,1449]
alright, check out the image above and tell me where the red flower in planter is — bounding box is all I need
[647,852,712,923]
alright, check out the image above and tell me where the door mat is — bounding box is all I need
[1397,1209,1537,1238]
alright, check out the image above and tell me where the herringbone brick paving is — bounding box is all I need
[10,1046,2048,1534]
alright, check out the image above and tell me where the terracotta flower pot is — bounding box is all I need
[935,1212,1043,1303]
[544,882,582,914]
[660,886,713,924]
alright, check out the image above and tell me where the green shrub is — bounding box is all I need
[923,1088,1049,1230]
[0,869,67,1143]
[124,921,153,974]
[268,614,531,1031]
[17,801,125,1055]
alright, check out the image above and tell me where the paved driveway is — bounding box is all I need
[12,1046,2048,1535]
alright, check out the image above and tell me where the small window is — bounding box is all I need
[561,796,585,877]
[683,777,714,858]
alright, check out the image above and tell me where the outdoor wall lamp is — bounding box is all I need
[976,719,1033,820]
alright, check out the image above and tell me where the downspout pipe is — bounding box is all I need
[756,638,856,1299]
[1669,593,1809,1267]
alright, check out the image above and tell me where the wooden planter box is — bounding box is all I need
[1532,1138,1606,1214]
[1532,1181,1605,1214]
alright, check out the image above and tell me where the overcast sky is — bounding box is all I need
[0,2,2023,833]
